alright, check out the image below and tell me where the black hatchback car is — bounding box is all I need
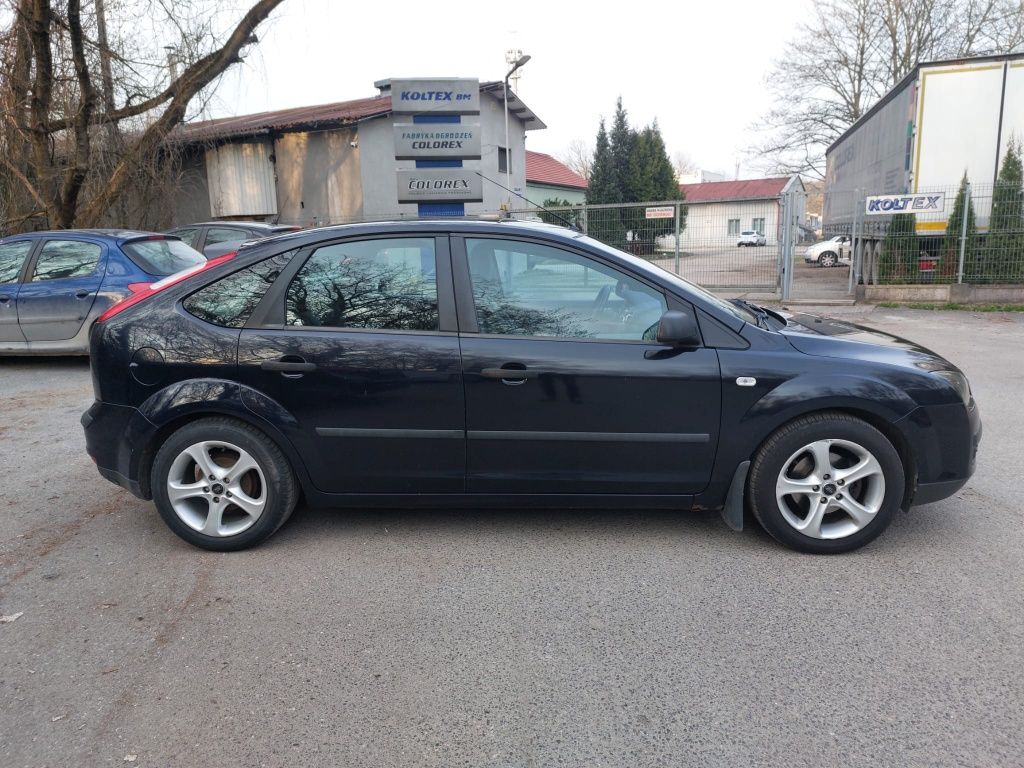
[82,221,981,553]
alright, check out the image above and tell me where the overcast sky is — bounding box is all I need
[209,0,810,178]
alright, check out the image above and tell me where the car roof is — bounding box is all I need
[0,229,175,244]
[172,221,284,231]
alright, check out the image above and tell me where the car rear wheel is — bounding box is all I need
[747,412,905,553]
[151,418,299,551]
[818,251,838,267]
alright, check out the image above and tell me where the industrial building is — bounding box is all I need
[170,79,546,226]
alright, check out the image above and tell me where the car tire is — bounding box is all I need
[747,412,905,554]
[818,252,838,267]
[151,417,299,551]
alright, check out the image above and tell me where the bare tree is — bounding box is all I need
[755,0,1024,178]
[559,138,592,182]
[0,0,286,231]
[672,151,697,181]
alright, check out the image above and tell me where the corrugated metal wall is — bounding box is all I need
[205,141,278,217]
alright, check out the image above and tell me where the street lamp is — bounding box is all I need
[503,54,531,207]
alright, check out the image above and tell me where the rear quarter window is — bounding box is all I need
[122,238,205,276]
[183,250,296,328]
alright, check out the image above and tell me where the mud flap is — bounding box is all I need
[721,460,749,532]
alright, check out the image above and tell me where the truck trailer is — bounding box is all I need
[823,53,1024,281]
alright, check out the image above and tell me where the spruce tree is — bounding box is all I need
[608,97,633,203]
[941,172,977,282]
[985,138,1024,282]
[880,213,918,283]
[586,119,616,205]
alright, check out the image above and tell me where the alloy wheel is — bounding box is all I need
[774,438,886,540]
[166,440,267,537]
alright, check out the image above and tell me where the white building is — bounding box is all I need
[672,175,805,247]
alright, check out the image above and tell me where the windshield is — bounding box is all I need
[574,233,759,325]
[121,237,206,276]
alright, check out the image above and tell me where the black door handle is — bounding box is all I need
[75,289,91,299]
[481,365,532,386]
[0,295,10,303]
[261,358,317,374]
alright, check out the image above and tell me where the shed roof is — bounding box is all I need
[174,81,545,144]
[679,176,793,203]
[525,151,588,189]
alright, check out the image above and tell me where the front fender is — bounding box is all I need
[744,373,918,427]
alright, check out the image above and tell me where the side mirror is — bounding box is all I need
[655,309,701,348]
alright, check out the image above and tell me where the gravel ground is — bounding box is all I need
[1,306,1021,768]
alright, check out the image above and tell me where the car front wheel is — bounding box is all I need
[151,417,299,551]
[818,252,838,267]
[747,412,905,553]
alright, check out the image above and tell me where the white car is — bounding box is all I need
[803,235,851,267]
[737,230,766,247]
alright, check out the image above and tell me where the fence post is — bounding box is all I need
[957,182,971,284]
[581,204,588,236]
[849,201,860,295]
[780,191,793,300]
[673,202,681,274]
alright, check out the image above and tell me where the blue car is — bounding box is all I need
[0,229,205,355]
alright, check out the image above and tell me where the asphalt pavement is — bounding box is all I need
[1,306,1021,767]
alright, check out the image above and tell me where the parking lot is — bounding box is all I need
[1,306,1022,767]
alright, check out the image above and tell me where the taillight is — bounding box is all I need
[96,252,236,323]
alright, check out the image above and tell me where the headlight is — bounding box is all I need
[933,370,971,405]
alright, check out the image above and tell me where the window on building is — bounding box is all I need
[752,217,766,233]
[286,238,438,331]
[32,240,102,281]
[466,238,667,341]
[727,219,740,236]
[498,147,509,174]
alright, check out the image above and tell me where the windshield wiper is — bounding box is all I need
[731,298,771,329]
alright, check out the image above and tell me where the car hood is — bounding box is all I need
[778,311,957,371]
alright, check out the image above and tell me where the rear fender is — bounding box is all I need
[134,378,310,497]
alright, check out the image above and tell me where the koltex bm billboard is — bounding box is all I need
[865,193,945,215]
[390,78,480,115]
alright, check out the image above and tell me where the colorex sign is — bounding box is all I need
[865,193,945,215]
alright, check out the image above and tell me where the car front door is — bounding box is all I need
[0,240,35,343]
[16,238,106,342]
[236,234,465,494]
[454,236,721,496]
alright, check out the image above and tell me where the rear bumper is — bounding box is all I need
[81,400,151,498]
[899,398,982,507]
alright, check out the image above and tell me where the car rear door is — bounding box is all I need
[235,234,465,494]
[16,237,106,342]
[0,239,36,343]
[453,235,721,496]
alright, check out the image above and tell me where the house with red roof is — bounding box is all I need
[670,175,805,247]
[525,151,588,206]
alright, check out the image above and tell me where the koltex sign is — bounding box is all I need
[391,78,480,115]
[393,124,481,160]
[865,193,945,215]
[397,169,483,203]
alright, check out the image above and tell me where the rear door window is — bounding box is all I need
[32,240,103,281]
[0,241,33,283]
[285,238,438,331]
[167,228,201,249]
[205,227,249,246]
[184,251,296,328]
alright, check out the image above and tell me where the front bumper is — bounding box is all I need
[899,398,982,507]
[81,400,152,498]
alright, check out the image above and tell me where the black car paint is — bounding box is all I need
[82,221,981,521]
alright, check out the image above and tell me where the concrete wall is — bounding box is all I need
[276,128,363,226]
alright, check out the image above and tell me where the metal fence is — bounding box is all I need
[507,195,799,294]
[266,192,806,296]
[848,184,1024,286]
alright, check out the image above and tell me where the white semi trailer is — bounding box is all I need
[823,53,1024,281]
